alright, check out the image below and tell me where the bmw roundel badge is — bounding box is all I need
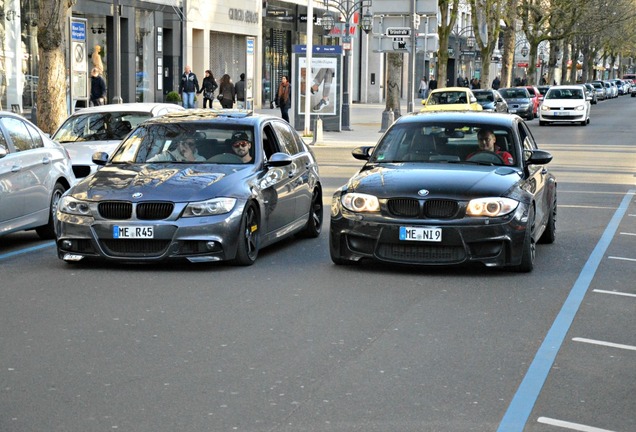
[417,189,430,197]
[132,192,143,199]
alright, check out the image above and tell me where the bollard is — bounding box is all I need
[379,109,394,133]
[311,116,323,145]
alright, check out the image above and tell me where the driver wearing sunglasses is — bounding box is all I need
[231,132,253,163]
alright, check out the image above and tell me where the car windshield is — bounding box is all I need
[368,122,516,165]
[546,89,584,99]
[473,92,494,102]
[428,91,468,105]
[53,112,152,143]
[499,88,528,98]
[109,123,256,164]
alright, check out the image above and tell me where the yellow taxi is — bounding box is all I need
[421,87,483,112]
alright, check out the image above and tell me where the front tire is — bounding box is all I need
[36,182,66,240]
[511,206,536,273]
[233,202,259,266]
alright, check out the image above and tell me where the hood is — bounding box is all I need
[63,140,122,165]
[70,163,252,202]
[346,164,521,200]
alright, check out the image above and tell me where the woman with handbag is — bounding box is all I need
[218,74,235,109]
[198,70,218,109]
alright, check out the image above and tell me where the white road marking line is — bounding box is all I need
[559,205,618,210]
[537,417,615,432]
[619,232,636,236]
[593,289,636,298]
[608,256,636,262]
[572,337,636,351]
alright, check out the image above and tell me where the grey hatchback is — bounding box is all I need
[55,110,323,265]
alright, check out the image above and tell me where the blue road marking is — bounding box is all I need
[0,242,55,261]
[498,189,635,431]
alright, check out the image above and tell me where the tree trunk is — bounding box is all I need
[37,0,71,135]
[501,26,516,88]
[386,52,403,118]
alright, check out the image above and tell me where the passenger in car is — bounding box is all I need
[147,138,206,162]
[468,129,514,165]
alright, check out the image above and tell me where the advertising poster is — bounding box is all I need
[298,56,338,116]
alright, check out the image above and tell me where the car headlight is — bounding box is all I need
[341,193,380,213]
[575,104,585,111]
[466,197,519,217]
[183,197,237,217]
[58,195,93,216]
[541,104,551,111]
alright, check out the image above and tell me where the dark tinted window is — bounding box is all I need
[273,121,300,155]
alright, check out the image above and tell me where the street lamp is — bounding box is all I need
[320,0,372,131]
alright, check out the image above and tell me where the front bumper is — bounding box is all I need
[329,204,530,268]
[55,203,245,263]
[540,110,586,123]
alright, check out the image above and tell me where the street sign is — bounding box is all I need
[386,27,411,38]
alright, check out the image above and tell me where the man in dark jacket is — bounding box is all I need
[90,68,107,106]
[235,73,246,109]
[179,65,199,108]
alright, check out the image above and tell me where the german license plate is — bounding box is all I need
[399,226,442,242]
[509,109,517,113]
[113,225,154,239]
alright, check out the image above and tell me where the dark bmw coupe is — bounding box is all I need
[329,111,557,272]
[55,110,323,265]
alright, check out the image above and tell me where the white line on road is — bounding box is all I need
[572,337,636,351]
[608,256,636,262]
[619,232,636,236]
[537,416,615,432]
[593,289,636,298]
[559,205,618,210]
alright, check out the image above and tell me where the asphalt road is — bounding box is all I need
[1,96,635,432]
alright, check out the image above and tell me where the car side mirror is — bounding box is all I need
[266,152,292,167]
[92,151,109,166]
[526,149,552,165]
[352,146,373,161]
[0,147,7,158]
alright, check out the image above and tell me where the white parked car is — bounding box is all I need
[539,85,591,126]
[0,111,76,238]
[51,103,184,178]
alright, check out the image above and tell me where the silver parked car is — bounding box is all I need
[0,111,76,238]
[51,103,185,179]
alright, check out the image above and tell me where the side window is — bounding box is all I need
[1,117,35,152]
[0,127,8,152]
[25,123,44,149]
[273,121,300,155]
[262,124,279,159]
[517,122,536,162]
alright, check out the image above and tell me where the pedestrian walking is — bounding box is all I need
[218,74,235,109]
[418,76,428,98]
[89,67,107,106]
[179,65,199,108]
[198,70,218,108]
[276,75,291,123]
[235,73,246,109]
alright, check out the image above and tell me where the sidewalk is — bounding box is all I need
[255,102,409,147]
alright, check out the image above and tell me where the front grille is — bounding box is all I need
[377,243,465,263]
[100,239,171,257]
[386,198,459,219]
[98,202,132,220]
[423,199,459,218]
[387,198,419,217]
[137,202,174,220]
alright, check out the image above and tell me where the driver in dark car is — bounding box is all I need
[468,129,514,165]
[231,132,253,163]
